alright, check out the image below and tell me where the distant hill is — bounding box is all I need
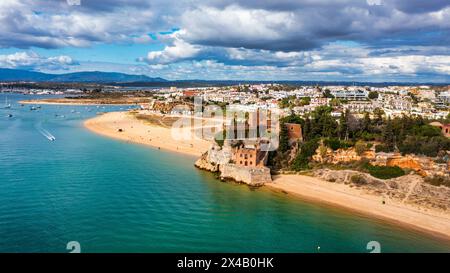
[0,68,166,83]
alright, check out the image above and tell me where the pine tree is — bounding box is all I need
[303,117,311,141]
[383,117,395,151]
[279,122,290,153]
[362,112,371,132]
[338,110,348,140]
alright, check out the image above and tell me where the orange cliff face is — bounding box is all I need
[386,156,425,175]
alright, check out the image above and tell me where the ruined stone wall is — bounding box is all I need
[219,164,272,186]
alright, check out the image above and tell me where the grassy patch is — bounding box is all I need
[363,163,405,179]
[424,176,450,187]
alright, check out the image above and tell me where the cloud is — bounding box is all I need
[1,1,449,51]
[0,0,169,48]
[0,51,78,70]
[138,30,201,64]
[176,2,450,52]
[1,1,450,81]
[388,0,450,14]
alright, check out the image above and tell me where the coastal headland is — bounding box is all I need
[84,110,450,241]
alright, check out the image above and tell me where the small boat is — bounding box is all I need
[38,127,56,142]
[7,114,13,118]
[30,106,37,111]
[4,97,11,109]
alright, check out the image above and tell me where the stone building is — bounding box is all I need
[234,143,268,167]
[285,123,303,144]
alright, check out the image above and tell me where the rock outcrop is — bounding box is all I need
[195,143,272,186]
[195,153,219,172]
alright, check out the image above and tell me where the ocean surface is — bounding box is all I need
[0,93,449,253]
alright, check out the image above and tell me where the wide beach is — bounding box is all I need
[268,175,450,241]
[84,111,211,157]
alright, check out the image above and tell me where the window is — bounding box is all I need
[245,161,248,166]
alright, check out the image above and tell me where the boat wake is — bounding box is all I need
[36,124,56,141]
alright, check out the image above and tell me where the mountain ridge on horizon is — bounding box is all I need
[0,68,448,86]
[0,68,167,83]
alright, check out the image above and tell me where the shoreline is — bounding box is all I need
[83,111,450,242]
[20,100,139,106]
[84,111,211,157]
[267,175,450,241]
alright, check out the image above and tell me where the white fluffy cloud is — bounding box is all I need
[138,30,201,64]
[0,1,450,81]
[0,51,78,70]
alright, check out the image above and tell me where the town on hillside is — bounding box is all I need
[131,84,450,188]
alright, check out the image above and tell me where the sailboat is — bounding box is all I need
[4,97,11,109]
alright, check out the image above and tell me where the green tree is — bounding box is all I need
[362,112,371,132]
[299,97,311,106]
[279,122,290,153]
[338,110,349,140]
[382,117,395,152]
[291,139,319,171]
[368,91,379,100]
[278,97,290,108]
[323,89,334,98]
[373,108,385,126]
[355,140,367,156]
[303,117,311,141]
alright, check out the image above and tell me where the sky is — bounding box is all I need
[0,0,449,82]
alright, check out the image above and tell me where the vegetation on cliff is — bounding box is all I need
[269,106,449,178]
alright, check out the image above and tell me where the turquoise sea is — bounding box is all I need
[0,93,449,253]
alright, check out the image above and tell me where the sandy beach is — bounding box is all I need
[84,111,211,157]
[20,100,132,106]
[20,97,153,106]
[268,175,450,240]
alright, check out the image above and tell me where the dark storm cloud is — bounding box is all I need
[389,0,450,14]
[1,0,450,82]
[176,0,450,52]
[1,0,449,51]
